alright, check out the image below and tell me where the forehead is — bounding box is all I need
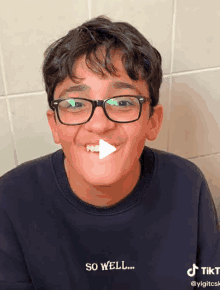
[75,49,125,76]
[73,49,135,81]
[54,49,149,97]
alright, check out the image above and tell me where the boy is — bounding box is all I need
[0,15,219,289]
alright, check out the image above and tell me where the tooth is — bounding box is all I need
[86,145,100,152]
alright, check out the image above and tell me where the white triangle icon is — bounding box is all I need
[99,139,116,159]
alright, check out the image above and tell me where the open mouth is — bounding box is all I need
[84,144,122,154]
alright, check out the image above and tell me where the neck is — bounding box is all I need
[64,157,141,207]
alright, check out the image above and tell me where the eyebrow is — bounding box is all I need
[113,82,141,94]
[58,81,142,99]
[58,85,89,99]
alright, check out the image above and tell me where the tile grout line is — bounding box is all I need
[168,66,220,77]
[163,66,220,78]
[188,151,220,160]
[166,0,177,152]
[0,43,19,167]
[7,90,46,98]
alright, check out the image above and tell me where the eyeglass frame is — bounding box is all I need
[51,95,151,125]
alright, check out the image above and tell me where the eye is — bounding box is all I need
[59,99,88,111]
[67,99,83,108]
[106,96,137,108]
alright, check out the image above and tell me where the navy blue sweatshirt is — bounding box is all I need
[0,146,220,289]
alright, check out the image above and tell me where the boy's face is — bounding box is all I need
[47,50,163,186]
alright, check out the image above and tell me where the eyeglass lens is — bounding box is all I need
[57,96,140,124]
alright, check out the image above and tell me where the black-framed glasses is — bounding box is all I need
[51,95,151,125]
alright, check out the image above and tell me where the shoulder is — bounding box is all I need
[0,149,61,199]
[146,146,206,184]
[1,151,54,180]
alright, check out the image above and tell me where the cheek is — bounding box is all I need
[123,113,149,146]
[57,125,79,143]
[124,116,146,136]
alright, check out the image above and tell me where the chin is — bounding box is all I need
[81,168,122,187]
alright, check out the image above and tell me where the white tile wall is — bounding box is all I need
[8,93,61,164]
[173,0,220,72]
[0,0,89,95]
[169,70,220,159]
[0,0,219,218]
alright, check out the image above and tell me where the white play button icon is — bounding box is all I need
[99,139,116,159]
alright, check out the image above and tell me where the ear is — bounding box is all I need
[46,109,61,144]
[145,104,164,141]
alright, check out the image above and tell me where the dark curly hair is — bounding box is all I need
[42,15,163,119]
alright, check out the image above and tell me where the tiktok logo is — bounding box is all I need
[187,264,220,276]
[187,264,199,277]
